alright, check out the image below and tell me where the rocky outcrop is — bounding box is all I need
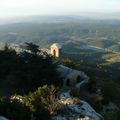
[0,116,8,120]
[53,91,104,120]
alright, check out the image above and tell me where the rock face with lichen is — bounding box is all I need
[0,116,8,120]
[53,91,103,120]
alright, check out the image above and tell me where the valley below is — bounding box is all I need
[0,16,120,120]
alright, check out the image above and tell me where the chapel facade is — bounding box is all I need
[50,43,62,58]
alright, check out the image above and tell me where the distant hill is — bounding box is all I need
[0,17,119,83]
[1,15,120,25]
[0,20,120,52]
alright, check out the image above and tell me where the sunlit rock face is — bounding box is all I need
[53,91,103,120]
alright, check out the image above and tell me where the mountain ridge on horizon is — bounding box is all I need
[0,13,120,25]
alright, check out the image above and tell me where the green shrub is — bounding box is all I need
[62,58,78,69]
[25,85,59,119]
[0,97,31,120]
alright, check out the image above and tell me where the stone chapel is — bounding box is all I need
[50,43,62,58]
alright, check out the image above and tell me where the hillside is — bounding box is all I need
[0,20,120,52]
[0,17,120,119]
[0,18,119,83]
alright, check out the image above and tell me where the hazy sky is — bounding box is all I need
[0,0,120,18]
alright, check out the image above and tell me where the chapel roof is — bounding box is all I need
[57,65,73,77]
[51,43,62,49]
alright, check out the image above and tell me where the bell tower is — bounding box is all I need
[50,43,62,58]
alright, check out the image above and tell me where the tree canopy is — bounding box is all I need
[0,43,62,96]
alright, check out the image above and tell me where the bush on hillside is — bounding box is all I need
[25,85,59,116]
[0,97,31,120]
[62,58,78,69]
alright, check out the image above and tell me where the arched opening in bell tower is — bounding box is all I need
[53,49,56,57]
